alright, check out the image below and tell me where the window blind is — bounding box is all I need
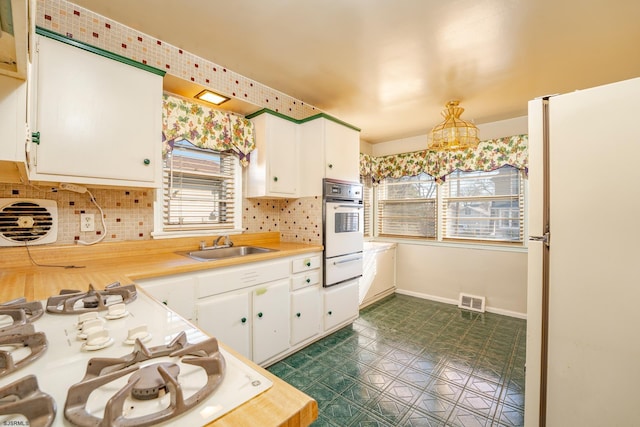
[361,177,373,238]
[442,166,524,242]
[163,140,237,231]
[377,173,437,238]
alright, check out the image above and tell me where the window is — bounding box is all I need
[161,139,241,233]
[442,166,524,242]
[377,173,437,238]
[374,166,524,244]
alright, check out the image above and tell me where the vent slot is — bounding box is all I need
[0,199,58,246]
[458,293,486,313]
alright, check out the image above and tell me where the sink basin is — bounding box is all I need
[181,246,278,261]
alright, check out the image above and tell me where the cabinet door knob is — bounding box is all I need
[241,317,247,324]
[296,312,301,318]
[273,176,278,182]
[31,132,41,145]
[328,310,333,315]
[305,261,311,267]
[143,158,151,165]
[257,312,263,318]
[328,163,333,169]
[306,278,311,283]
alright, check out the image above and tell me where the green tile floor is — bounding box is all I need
[268,294,526,427]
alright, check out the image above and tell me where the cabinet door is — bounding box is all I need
[323,279,359,331]
[252,279,290,364]
[196,291,251,360]
[246,113,298,197]
[291,286,321,345]
[32,35,162,187]
[324,120,360,182]
[137,275,196,321]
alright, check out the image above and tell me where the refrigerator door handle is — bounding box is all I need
[529,232,550,247]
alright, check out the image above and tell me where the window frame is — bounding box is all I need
[371,166,526,247]
[152,140,243,239]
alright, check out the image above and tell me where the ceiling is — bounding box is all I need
[69,0,640,143]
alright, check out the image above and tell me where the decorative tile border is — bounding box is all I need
[36,0,321,119]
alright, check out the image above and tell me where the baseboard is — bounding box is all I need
[394,289,527,320]
[359,287,396,310]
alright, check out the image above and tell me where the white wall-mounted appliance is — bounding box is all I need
[322,179,364,287]
[0,198,57,246]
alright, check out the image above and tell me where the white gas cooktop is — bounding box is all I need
[0,290,272,426]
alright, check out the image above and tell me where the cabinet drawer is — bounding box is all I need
[291,270,321,291]
[196,260,289,298]
[292,255,321,273]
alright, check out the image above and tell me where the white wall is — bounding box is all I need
[394,243,527,317]
[363,115,529,318]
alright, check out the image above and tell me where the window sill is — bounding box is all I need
[151,228,244,240]
[368,236,528,253]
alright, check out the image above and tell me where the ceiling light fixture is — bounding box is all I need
[195,89,230,106]
[428,100,479,151]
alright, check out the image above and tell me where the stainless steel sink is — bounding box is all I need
[180,246,278,261]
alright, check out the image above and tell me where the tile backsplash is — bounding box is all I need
[0,184,321,245]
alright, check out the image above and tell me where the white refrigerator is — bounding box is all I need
[525,77,640,426]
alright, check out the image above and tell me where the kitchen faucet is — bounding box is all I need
[199,235,233,250]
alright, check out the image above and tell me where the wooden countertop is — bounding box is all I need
[0,232,320,427]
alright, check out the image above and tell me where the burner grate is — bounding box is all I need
[46,282,137,314]
[0,375,56,427]
[0,324,48,378]
[64,331,226,427]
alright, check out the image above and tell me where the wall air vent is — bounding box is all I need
[0,199,58,246]
[458,293,486,313]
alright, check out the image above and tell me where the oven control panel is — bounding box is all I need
[323,179,363,203]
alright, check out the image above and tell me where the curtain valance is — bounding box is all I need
[162,94,256,166]
[360,134,528,182]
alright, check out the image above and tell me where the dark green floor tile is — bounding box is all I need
[384,379,423,405]
[351,410,397,426]
[359,368,396,391]
[322,395,364,426]
[445,406,492,427]
[341,381,383,407]
[396,366,436,389]
[422,379,464,402]
[267,361,295,378]
[303,382,341,411]
[365,394,412,425]
[268,294,525,427]
[465,376,502,400]
[456,389,499,419]
[371,358,406,377]
[319,369,358,394]
[493,403,524,426]
[311,414,341,427]
[412,390,456,422]
[401,408,447,427]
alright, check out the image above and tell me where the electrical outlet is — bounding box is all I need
[80,214,95,232]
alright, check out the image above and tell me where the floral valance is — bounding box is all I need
[360,134,528,182]
[162,94,256,166]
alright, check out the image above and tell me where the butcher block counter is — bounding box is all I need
[0,232,320,427]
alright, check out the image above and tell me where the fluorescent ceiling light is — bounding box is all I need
[195,90,230,105]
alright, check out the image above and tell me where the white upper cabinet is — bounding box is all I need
[0,0,31,80]
[0,75,27,182]
[29,34,163,188]
[245,111,299,198]
[299,116,360,196]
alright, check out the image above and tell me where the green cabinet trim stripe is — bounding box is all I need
[35,27,166,77]
[246,108,360,132]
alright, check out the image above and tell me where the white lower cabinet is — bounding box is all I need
[291,285,322,345]
[196,291,251,360]
[252,280,291,364]
[136,274,196,322]
[323,279,360,332]
[138,251,360,366]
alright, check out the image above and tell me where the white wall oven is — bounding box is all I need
[323,179,364,287]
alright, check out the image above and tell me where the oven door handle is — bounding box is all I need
[334,204,363,210]
[333,256,362,265]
